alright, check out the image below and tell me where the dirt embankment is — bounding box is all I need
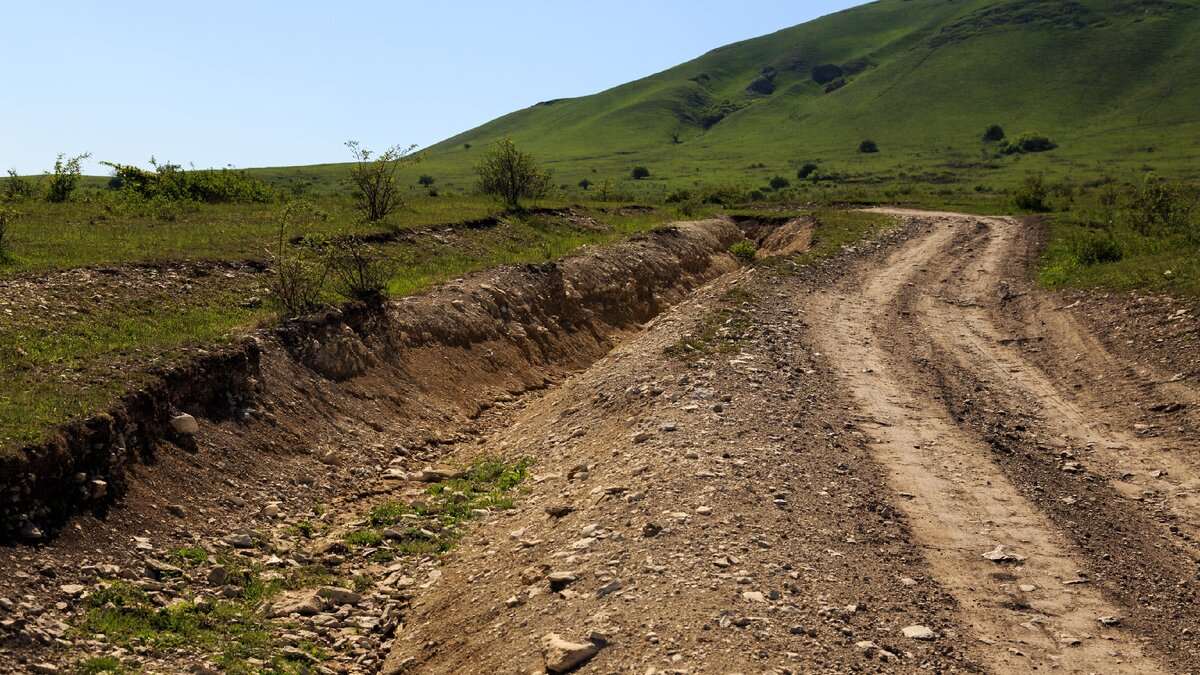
[0,219,742,544]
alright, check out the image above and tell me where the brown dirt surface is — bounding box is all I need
[2,210,1199,674]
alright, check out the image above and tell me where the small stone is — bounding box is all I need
[742,591,766,603]
[642,522,662,538]
[30,664,60,675]
[505,595,523,608]
[1098,616,1122,627]
[206,566,228,586]
[262,503,281,519]
[596,580,623,597]
[224,533,254,548]
[59,584,86,598]
[20,521,43,540]
[541,633,600,673]
[417,468,459,482]
[317,586,362,606]
[545,505,574,518]
[90,480,108,499]
[548,572,578,591]
[902,625,936,641]
[632,431,654,444]
[982,545,1027,563]
[170,414,199,436]
[167,504,187,518]
[695,505,713,516]
[1019,584,1037,593]
[900,577,918,586]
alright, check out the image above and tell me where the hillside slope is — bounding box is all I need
[257,0,1200,195]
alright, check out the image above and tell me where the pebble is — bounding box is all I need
[695,505,713,516]
[542,633,600,673]
[902,625,936,641]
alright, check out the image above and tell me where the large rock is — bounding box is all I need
[170,414,199,436]
[541,633,600,673]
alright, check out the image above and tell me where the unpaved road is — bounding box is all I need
[382,210,1199,673]
[4,210,1199,674]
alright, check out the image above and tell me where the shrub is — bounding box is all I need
[270,201,331,317]
[797,163,819,180]
[327,234,396,303]
[476,136,550,210]
[417,175,435,188]
[1001,132,1056,155]
[1013,174,1050,212]
[769,176,790,190]
[46,152,90,203]
[982,124,1006,142]
[578,178,592,191]
[858,140,878,154]
[631,166,650,180]
[665,188,692,203]
[1128,180,1194,235]
[1068,229,1122,265]
[346,140,421,222]
[101,159,275,204]
[2,170,41,201]
[730,240,757,265]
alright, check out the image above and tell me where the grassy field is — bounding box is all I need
[239,0,1200,199]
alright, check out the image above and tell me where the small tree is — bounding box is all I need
[3,170,41,201]
[270,201,331,317]
[475,136,550,210]
[982,124,1006,142]
[46,152,91,203]
[858,140,878,154]
[596,178,617,202]
[345,141,420,222]
[1013,174,1050,212]
[417,174,435,188]
[327,233,396,303]
[769,176,790,190]
[631,166,650,180]
[796,163,819,180]
[578,178,592,190]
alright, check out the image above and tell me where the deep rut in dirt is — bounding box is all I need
[811,209,1200,673]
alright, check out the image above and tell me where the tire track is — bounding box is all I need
[808,215,1167,673]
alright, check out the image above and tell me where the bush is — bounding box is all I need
[346,141,421,222]
[730,240,757,265]
[2,170,41,201]
[476,136,550,210]
[631,166,650,180]
[982,124,1006,142]
[417,174,435,188]
[101,159,276,204]
[270,201,331,317]
[858,140,878,154]
[1001,132,1057,155]
[1013,174,1050,212]
[769,176,790,190]
[797,163,819,180]
[327,234,396,303]
[1068,229,1122,265]
[1128,180,1195,235]
[578,178,592,190]
[46,152,90,203]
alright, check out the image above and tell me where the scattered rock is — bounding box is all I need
[541,633,601,673]
[224,533,255,549]
[1098,616,1122,627]
[982,545,1027,563]
[171,413,199,436]
[902,625,936,641]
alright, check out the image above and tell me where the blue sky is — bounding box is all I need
[3,1,862,174]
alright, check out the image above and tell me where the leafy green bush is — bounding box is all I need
[327,234,396,303]
[982,124,1006,142]
[2,170,41,201]
[578,178,592,190]
[769,176,790,190]
[417,175,435,188]
[797,163,819,180]
[631,166,650,180]
[1013,174,1050,212]
[730,240,757,264]
[271,201,331,317]
[665,188,692,203]
[101,159,276,204]
[46,152,90,203]
[0,207,15,260]
[858,140,879,154]
[1128,180,1195,235]
[476,136,550,210]
[1068,229,1123,265]
[1001,132,1057,154]
[347,141,421,221]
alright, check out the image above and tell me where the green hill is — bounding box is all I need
[260,0,1200,197]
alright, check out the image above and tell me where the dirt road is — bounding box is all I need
[382,210,1199,673]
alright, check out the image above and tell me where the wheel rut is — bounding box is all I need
[808,212,1173,673]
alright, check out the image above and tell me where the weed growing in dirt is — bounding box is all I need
[348,457,532,557]
[270,201,332,317]
[666,308,754,362]
[74,656,131,674]
[730,240,757,265]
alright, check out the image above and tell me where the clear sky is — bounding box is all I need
[2,1,863,175]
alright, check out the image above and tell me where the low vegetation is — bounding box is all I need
[475,136,549,210]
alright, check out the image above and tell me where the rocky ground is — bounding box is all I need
[1,210,1197,674]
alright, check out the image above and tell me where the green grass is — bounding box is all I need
[348,457,532,558]
[74,656,130,675]
[0,197,687,453]
[240,0,1200,199]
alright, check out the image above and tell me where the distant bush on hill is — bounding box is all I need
[859,140,879,154]
[746,67,778,95]
[797,163,819,180]
[811,64,845,85]
[982,124,1006,142]
[1013,173,1050,211]
[1001,132,1057,154]
[102,159,276,204]
[632,166,650,180]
